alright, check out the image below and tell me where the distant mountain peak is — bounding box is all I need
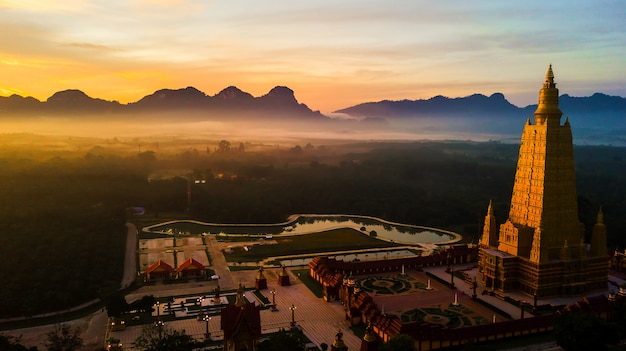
[214,86,254,100]
[47,89,91,103]
[149,86,206,99]
[264,86,297,103]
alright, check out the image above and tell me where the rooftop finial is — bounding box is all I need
[597,207,604,224]
[487,199,494,216]
[534,64,562,122]
[544,64,555,88]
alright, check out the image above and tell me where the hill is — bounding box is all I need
[335,92,626,145]
[0,86,327,121]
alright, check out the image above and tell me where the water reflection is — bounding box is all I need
[145,215,460,245]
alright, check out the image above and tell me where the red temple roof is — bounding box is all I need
[221,303,261,339]
[145,260,175,274]
[176,258,205,273]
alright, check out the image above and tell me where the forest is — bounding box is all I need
[0,134,624,318]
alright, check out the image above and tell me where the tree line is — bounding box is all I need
[0,140,624,318]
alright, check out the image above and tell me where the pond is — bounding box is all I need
[144,214,460,245]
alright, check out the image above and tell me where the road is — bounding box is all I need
[121,223,138,288]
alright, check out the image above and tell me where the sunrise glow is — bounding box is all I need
[1,0,624,113]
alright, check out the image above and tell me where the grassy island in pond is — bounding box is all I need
[222,228,401,263]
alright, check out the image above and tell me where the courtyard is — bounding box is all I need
[352,271,503,329]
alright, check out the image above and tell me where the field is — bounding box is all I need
[222,228,401,263]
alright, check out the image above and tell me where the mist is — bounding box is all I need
[1,109,620,154]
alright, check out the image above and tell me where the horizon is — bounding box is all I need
[2,84,624,112]
[1,1,625,114]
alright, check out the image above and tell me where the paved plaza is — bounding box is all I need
[110,267,362,350]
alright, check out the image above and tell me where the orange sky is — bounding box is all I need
[1,1,624,113]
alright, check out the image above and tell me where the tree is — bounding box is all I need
[554,312,620,351]
[257,329,307,351]
[217,140,231,153]
[44,324,83,351]
[105,292,128,317]
[289,145,303,154]
[134,324,199,351]
[379,334,416,351]
[0,334,39,351]
[128,295,156,314]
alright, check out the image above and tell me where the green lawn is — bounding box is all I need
[293,269,324,298]
[223,228,400,263]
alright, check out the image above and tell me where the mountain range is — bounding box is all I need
[0,86,325,120]
[336,92,626,123]
[1,86,624,144]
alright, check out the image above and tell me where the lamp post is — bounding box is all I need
[289,304,296,327]
[197,297,204,321]
[271,288,277,311]
[202,315,211,340]
[155,320,165,338]
[472,277,478,300]
[156,301,160,318]
[449,266,455,289]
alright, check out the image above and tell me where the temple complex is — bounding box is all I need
[478,65,609,298]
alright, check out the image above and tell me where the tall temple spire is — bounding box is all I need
[478,65,609,298]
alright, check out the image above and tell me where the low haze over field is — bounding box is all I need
[1,0,625,115]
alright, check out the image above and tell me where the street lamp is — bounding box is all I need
[202,315,211,340]
[472,277,478,299]
[289,304,296,327]
[449,266,455,289]
[156,301,160,318]
[155,320,165,338]
[197,297,204,321]
[271,289,277,311]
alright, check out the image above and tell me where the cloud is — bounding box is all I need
[63,43,121,52]
[0,0,91,12]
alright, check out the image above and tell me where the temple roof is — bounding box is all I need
[221,303,261,339]
[146,259,175,274]
[176,258,205,272]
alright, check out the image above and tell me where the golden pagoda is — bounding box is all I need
[478,65,609,298]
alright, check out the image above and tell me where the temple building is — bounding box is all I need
[221,284,261,351]
[478,65,609,298]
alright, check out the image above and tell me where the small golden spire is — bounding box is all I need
[487,199,494,216]
[332,330,347,348]
[544,64,555,88]
[534,64,562,123]
[597,207,604,224]
[363,322,376,342]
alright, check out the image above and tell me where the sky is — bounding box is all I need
[0,0,624,114]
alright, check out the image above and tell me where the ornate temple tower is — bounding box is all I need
[478,65,608,298]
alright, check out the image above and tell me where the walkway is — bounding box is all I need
[424,263,612,321]
[206,235,237,290]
